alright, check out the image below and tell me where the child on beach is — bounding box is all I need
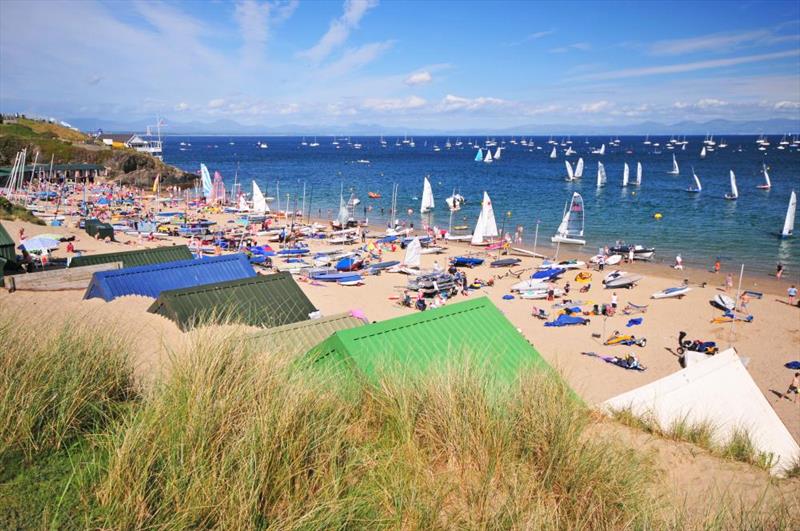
[776,262,784,279]
[788,285,797,306]
[713,259,721,273]
[725,273,733,292]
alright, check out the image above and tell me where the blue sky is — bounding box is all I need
[1,0,799,130]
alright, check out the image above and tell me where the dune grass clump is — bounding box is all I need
[0,313,135,460]
[95,330,662,529]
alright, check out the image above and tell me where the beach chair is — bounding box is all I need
[623,302,648,315]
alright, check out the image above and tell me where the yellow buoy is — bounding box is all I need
[654,213,663,220]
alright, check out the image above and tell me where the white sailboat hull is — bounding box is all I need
[551,235,586,245]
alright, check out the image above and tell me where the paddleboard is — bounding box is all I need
[651,286,691,299]
[491,258,522,268]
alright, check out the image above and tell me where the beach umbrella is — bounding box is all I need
[18,237,60,252]
[35,233,64,241]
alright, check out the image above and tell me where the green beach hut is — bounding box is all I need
[0,222,18,280]
[306,297,557,387]
[247,312,368,359]
[148,272,317,331]
[68,245,193,268]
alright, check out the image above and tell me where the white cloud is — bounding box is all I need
[234,0,298,66]
[774,100,800,110]
[174,102,190,111]
[649,28,799,56]
[576,49,800,80]
[362,95,426,111]
[580,100,613,113]
[695,98,727,108]
[299,0,379,63]
[327,102,358,116]
[439,94,507,111]
[550,42,591,53]
[319,40,393,77]
[506,30,556,46]
[672,101,689,109]
[208,98,226,109]
[404,70,432,86]
[278,103,300,114]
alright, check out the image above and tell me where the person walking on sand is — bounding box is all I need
[674,254,683,270]
[788,285,797,306]
[628,247,634,264]
[781,373,799,404]
[776,262,784,279]
[611,292,618,309]
[725,273,733,293]
[713,259,721,274]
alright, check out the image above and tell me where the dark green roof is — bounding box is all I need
[0,222,16,264]
[147,272,317,331]
[247,312,367,359]
[68,245,192,268]
[306,297,557,387]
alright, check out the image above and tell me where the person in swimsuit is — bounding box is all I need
[784,373,799,404]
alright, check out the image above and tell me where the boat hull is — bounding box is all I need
[551,235,586,245]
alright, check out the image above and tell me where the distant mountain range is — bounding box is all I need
[66,116,800,136]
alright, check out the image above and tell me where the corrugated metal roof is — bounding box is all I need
[146,271,317,331]
[247,312,367,358]
[69,245,193,268]
[307,297,554,386]
[84,253,255,302]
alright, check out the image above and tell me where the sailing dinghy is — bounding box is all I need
[668,153,679,175]
[596,162,607,188]
[420,176,435,213]
[780,190,796,238]
[471,191,499,245]
[565,160,575,182]
[757,164,771,190]
[484,149,494,163]
[549,146,557,159]
[575,157,584,178]
[635,162,642,186]
[474,148,483,162]
[252,181,269,213]
[724,170,738,200]
[622,162,630,187]
[687,167,702,193]
[551,192,586,245]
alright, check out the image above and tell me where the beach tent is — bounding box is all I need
[84,253,255,302]
[84,218,115,240]
[247,312,367,358]
[69,245,193,268]
[0,222,19,280]
[602,349,800,476]
[147,271,317,331]
[305,297,559,387]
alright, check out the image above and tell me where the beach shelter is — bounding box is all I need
[147,272,317,331]
[247,312,368,358]
[84,253,255,302]
[68,245,193,268]
[305,297,557,387]
[602,349,800,476]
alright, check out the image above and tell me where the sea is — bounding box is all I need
[163,135,799,276]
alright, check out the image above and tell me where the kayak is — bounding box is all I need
[590,254,622,265]
[276,248,310,256]
[538,259,586,270]
[519,287,564,300]
[510,279,548,292]
[367,260,400,272]
[712,293,736,311]
[651,286,691,299]
[311,272,360,282]
[491,258,522,268]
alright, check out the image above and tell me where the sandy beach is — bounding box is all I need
[2,207,798,445]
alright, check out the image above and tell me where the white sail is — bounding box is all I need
[692,169,702,191]
[782,190,796,237]
[471,191,498,244]
[596,161,606,188]
[635,162,642,185]
[337,192,349,226]
[700,146,706,159]
[404,237,422,267]
[420,176,435,213]
[575,157,584,178]
[762,164,772,188]
[729,170,739,199]
[494,147,502,160]
[200,163,213,198]
[549,146,557,159]
[552,192,585,243]
[669,153,679,174]
[599,144,605,155]
[622,162,630,187]
[484,149,493,163]
[565,160,574,181]
[238,194,250,212]
[252,181,268,213]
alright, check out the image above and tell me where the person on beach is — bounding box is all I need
[738,292,749,313]
[714,259,721,273]
[776,262,784,279]
[781,373,799,404]
[564,282,571,295]
[611,292,618,309]
[598,255,605,271]
[628,248,634,263]
[788,285,797,306]
[725,273,733,292]
[674,254,683,270]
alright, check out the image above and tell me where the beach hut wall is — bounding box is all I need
[305,297,559,387]
[147,272,318,331]
[68,245,193,268]
[246,312,367,358]
[0,222,17,278]
[84,253,255,302]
